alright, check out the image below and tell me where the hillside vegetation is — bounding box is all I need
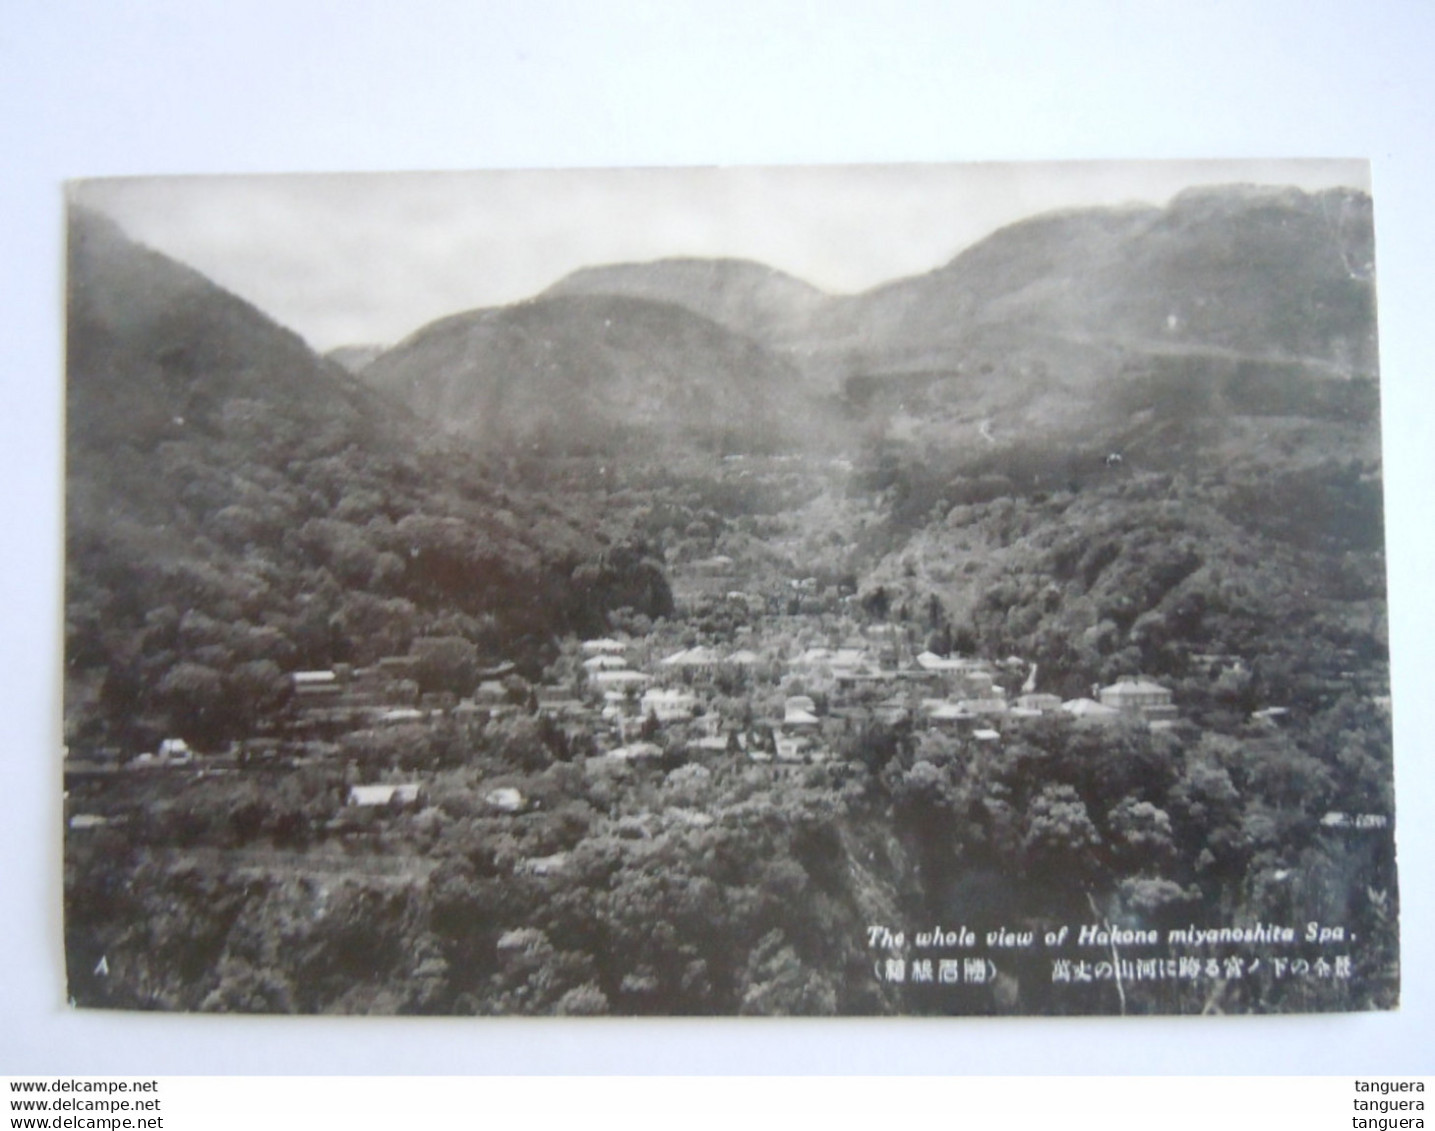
[66,209,670,754]
[65,184,1394,1015]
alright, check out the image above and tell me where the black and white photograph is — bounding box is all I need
[62,160,1396,1017]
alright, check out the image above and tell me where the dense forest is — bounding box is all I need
[63,184,1397,1015]
[66,695,1394,1014]
[65,209,671,755]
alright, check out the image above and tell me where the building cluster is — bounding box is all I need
[425,634,1185,768]
[275,631,1186,772]
[66,635,1194,832]
[72,632,1186,785]
[289,656,429,731]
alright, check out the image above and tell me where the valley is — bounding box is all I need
[62,180,1396,1016]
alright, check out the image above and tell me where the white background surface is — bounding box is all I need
[2,0,1432,1075]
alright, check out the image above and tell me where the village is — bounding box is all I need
[59,569,1396,1019]
[72,606,1191,815]
[54,159,1399,1019]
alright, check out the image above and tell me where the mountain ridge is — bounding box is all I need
[365,184,1376,462]
[544,256,832,349]
[64,207,674,751]
[362,290,820,456]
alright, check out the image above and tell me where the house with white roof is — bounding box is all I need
[782,695,821,728]
[925,701,977,726]
[293,670,341,696]
[593,669,652,690]
[1062,697,1121,721]
[955,697,1008,717]
[348,782,422,807]
[640,687,699,722]
[1098,676,1178,720]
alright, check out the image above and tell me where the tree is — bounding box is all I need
[738,930,837,1015]
[1022,784,1101,882]
[412,635,478,696]
[861,586,890,620]
[228,659,290,730]
[487,715,552,772]
[1106,797,1177,870]
[155,661,227,745]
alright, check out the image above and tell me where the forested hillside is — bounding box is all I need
[64,184,1395,1016]
[65,209,670,754]
[362,292,820,456]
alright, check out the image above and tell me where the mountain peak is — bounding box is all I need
[361,291,813,457]
[543,256,830,347]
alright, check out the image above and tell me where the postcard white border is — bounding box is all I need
[4,0,1433,1075]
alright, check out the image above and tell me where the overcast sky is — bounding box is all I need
[70,159,1368,353]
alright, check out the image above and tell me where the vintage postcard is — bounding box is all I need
[63,162,1395,1015]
